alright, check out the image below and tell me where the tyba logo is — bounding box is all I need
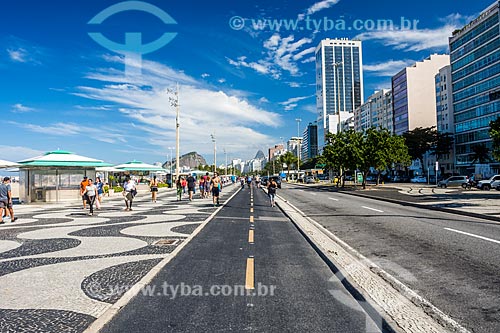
[88,1,177,76]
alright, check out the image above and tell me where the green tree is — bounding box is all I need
[280,151,297,181]
[471,143,491,164]
[489,117,500,162]
[431,132,454,160]
[402,127,436,163]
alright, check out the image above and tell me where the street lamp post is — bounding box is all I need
[224,148,227,176]
[168,146,174,185]
[295,118,302,181]
[168,83,180,178]
[334,61,343,133]
[211,134,216,175]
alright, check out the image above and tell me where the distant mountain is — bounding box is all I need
[255,150,266,160]
[163,151,207,170]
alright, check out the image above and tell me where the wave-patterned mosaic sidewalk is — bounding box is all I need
[0,187,235,333]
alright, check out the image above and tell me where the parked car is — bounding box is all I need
[477,175,500,190]
[260,176,269,186]
[437,175,468,188]
[410,176,427,183]
[305,176,316,184]
[392,175,410,182]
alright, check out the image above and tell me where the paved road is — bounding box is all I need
[278,183,500,333]
[102,183,385,333]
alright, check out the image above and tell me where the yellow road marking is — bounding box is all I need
[250,207,254,213]
[250,215,254,223]
[245,257,255,290]
[248,229,254,243]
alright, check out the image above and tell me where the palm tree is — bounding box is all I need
[471,144,491,164]
[280,152,297,181]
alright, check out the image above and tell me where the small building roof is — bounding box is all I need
[0,159,20,169]
[17,150,113,167]
[114,160,167,171]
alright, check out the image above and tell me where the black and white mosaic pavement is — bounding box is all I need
[0,186,236,332]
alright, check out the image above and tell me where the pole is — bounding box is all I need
[335,62,343,185]
[295,118,301,181]
[174,83,180,179]
[224,148,227,176]
[211,134,216,174]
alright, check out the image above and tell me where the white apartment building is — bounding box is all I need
[392,54,450,135]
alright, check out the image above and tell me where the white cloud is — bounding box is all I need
[9,121,127,144]
[0,145,44,162]
[11,103,35,113]
[259,97,269,103]
[218,78,226,83]
[301,56,316,64]
[7,48,28,62]
[306,0,341,15]
[280,95,312,106]
[279,95,313,111]
[201,73,210,78]
[228,34,315,79]
[355,14,472,52]
[74,56,281,160]
[364,59,417,77]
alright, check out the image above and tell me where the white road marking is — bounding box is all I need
[362,206,384,213]
[328,197,339,201]
[310,193,317,196]
[444,228,500,245]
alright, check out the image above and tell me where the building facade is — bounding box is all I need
[450,0,500,173]
[316,38,364,151]
[301,122,318,161]
[268,144,285,162]
[392,54,450,136]
[287,137,302,158]
[435,65,455,174]
[354,89,393,133]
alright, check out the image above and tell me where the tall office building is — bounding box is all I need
[435,65,455,174]
[450,1,500,173]
[301,122,318,161]
[316,38,364,151]
[354,89,393,133]
[392,54,450,136]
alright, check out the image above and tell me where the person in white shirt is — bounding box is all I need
[84,179,98,216]
[122,177,137,211]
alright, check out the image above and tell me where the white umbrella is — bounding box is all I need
[0,159,20,168]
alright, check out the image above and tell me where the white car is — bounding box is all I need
[410,176,427,183]
[477,175,500,190]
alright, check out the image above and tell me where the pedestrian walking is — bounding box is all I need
[150,175,159,203]
[0,177,16,223]
[187,174,196,201]
[84,179,98,216]
[122,177,137,211]
[176,176,183,201]
[80,176,90,209]
[181,177,187,196]
[210,172,221,206]
[268,177,278,207]
[199,177,205,198]
[204,173,211,198]
[95,176,104,209]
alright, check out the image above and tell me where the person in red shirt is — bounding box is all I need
[80,176,90,209]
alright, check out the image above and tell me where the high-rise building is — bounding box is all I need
[435,65,455,174]
[316,38,364,151]
[392,54,450,136]
[450,1,500,173]
[301,122,318,161]
[354,89,393,133]
[268,144,285,161]
[287,137,302,158]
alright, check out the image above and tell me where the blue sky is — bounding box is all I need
[0,0,494,165]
